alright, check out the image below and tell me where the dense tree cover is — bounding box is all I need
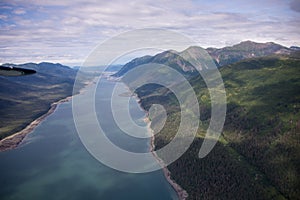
[134,55,300,199]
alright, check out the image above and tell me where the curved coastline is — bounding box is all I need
[120,81,188,200]
[1,76,188,199]
[0,97,70,152]
[0,79,94,152]
[82,77,188,199]
[145,117,188,200]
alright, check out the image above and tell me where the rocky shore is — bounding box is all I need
[146,119,188,200]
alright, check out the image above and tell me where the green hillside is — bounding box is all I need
[0,62,92,141]
[127,54,300,199]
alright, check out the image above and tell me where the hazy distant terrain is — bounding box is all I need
[117,42,300,199]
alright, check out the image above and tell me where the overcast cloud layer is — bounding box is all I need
[0,0,300,66]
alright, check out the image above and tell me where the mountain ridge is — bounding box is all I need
[127,53,300,199]
[0,62,92,141]
[113,41,298,77]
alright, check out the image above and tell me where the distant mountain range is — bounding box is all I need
[0,62,91,141]
[207,40,293,66]
[113,41,299,77]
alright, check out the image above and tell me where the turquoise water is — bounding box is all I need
[0,79,178,200]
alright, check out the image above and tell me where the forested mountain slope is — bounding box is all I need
[121,54,300,199]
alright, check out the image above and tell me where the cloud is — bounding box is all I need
[13,8,26,15]
[0,0,299,66]
[290,0,300,13]
[0,15,8,20]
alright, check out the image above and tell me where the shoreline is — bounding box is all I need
[0,79,95,152]
[120,81,188,200]
[145,117,188,200]
[2,75,189,199]
[115,79,188,200]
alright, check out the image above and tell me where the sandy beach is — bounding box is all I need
[0,79,95,152]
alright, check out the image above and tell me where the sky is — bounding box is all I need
[0,0,300,66]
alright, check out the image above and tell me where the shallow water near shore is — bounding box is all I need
[0,79,178,200]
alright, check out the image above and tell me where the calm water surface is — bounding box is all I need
[0,79,178,200]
